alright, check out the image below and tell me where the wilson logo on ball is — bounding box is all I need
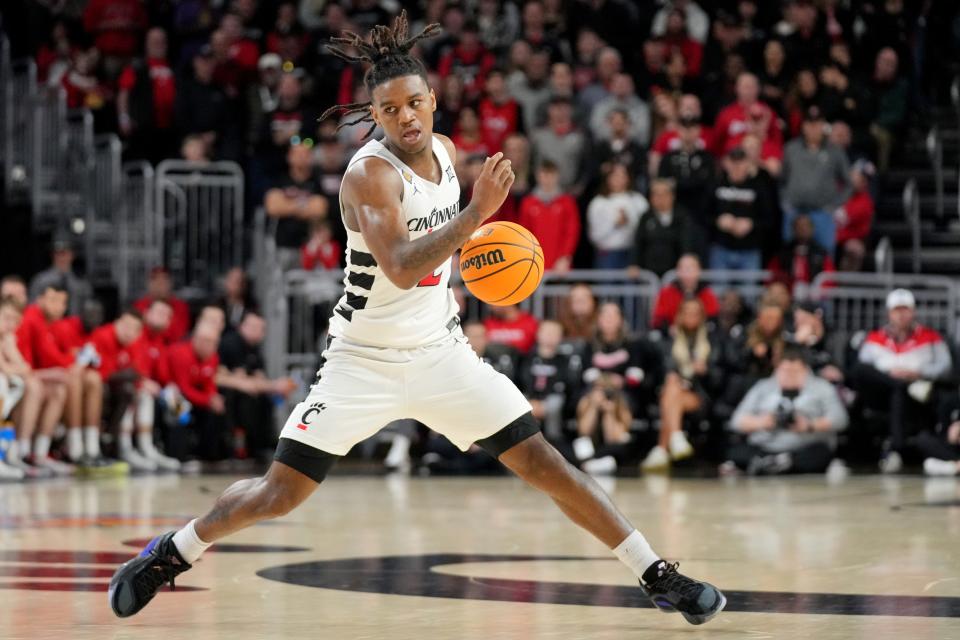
[460,249,506,272]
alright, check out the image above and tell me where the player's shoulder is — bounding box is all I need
[342,154,403,195]
[433,133,457,164]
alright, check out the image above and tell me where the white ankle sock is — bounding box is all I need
[613,530,661,582]
[67,428,84,461]
[138,431,158,456]
[34,435,51,460]
[83,426,101,458]
[172,519,213,564]
[18,438,31,458]
[118,431,133,454]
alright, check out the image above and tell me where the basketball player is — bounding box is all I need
[109,13,725,625]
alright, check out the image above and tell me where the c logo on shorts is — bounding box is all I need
[296,403,326,431]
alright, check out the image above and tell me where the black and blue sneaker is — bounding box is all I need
[109,532,192,618]
[640,561,726,625]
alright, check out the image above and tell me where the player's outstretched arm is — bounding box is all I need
[343,152,514,289]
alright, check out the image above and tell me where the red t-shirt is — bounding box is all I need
[837,191,874,245]
[132,326,171,385]
[477,98,521,152]
[16,305,73,369]
[167,342,219,409]
[132,296,191,344]
[82,0,148,57]
[711,101,782,156]
[301,238,342,270]
[517,193,581,270]
[90,324,139,380]
[51,316,93,358]
[484,313,539,355]
[652,127,713,155]
[651,283,720,331]
[118,58,176,129]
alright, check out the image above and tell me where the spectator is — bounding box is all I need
[643,298,722,471]
[0,297,70,478]
[727,348,848,475]
[578,47,622,113]
[781,105,851,257]
[518,320,577,440]
[659,9,705,77]
[651,0,710,44]
[265,143,329,270]
[530,97,589,196]
[507,46,551,134]
[537,62,587,128]
[217,312,296,461]
[257,73,316,177]
[464,321,520,380]
[265,3,309,66]
[246,53,283,151]
[741,104,784,177]
[218,12,260,77]
[215,267,257,333]
[136,299,173,388]
[712,72,782,157]
[558,283,598,343]
[484,305,539,356]
[167,322,226,461]
[476,0,521,53]
[82,0,148,69]
[853,289,953,474]
[868,47,908,172]
[175,47,231,159]
[717,289,751,338]
[437,21,495,100]
[572,372,635,475]
[709,147,773,271]
[650,254,720,332]
[29,236,93,317]
[592,109,647,191]
[589,73,651,147]
[51,299,103,362]
[301,220,342,271]
[133,268,191,343]
[0,278,26,309]
[920,397,960,476]
[489,133,532,224]
[656,114,715,259]
[720,301,787,415]
[767,214,836,291]
[758,39,790,114]
[452,106,491,160]
[835,160,876,272]
[518,160,580,272]
[649,94,712,176]
[588,162,648,269]
[478,68,522,153]
[117,28,177,163]
[788,301,844,384]
[628,178,688,277]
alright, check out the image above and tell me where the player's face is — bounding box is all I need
[371,75,436,156]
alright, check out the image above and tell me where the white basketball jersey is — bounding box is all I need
[327,135,462,349]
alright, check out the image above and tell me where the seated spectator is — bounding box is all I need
[650,254,719,332]
[0,298,69,478]
[167,323,226,461]
[589,73,651,147]
[265,143,329,270]
[518,320,577,440]
[719,300,787,415]
[214,267,257,334]
[592,109,647,191]
[709,147,773,271]
[29,237,93,317]
[478,68,522,153]
[0,277,28,309]
[530,97,589,196]
[301,220,342,271]
[767,214,836,291]
[787,301,844,384]
[835,160,876,272]
[628,178,688,277]
[588,162,647,269]
[852,289,953,474]
[117,28,177,163]
[572,372,635,475]
[558,283,598,343]
[727,348,848,475]
[51,299,104,361]
[217,312,296,461]
[136,299,173,388]
[919,397,960,476]
[781,106,851,257]
[133,267,191,343]
[483,305,539,356]
[518,160,580,273]
[716,289,751,339]
[868,47,908,172]
[463,321,519,380]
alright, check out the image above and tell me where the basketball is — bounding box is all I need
[459,222,544,306]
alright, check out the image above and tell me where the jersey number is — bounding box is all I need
[417,269,442,287]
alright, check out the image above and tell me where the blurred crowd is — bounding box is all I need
[2,0,960,480]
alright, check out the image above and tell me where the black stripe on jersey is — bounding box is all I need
[345,291,369,310]
[351,249,378,267]
[346,271,375,290]
[334,305,353,322]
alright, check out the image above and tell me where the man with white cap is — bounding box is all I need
[854,288,952,473]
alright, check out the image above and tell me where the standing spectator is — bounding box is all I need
[265,143,329,270]
[836,160,876,272]
[651,0,710,44]
[628,178,689,277]
[117,28,177,163]
[437,21,495,100]
[650,254,719,332]
[82,0,148,71]
[728,348,848,475]
[767,215,836,291]
[167,323,226,461]
[709,147,772,271]
[477,69,522,153]
[853,289,953,474]
[587,162,648,269]
[484,305,539,356]
[518,160,580,272]
[592,109,647,191]
[590,73,651,147]
[868,47,908,172]
[758,39,790,114]
[507,47,551,134]
[133,268,191,344]
[657,114,715,259]
[451,106,490,160]
[175,46,230,158]
[659,9,705,77]
[530,97,589,196]
[29,237,93,317]
[518,320,577,440]
[649,94,712,175]
[489,133,532,225]
[712,72,782,157]
[781,105,851,257]
[245,53,283,152]
[578,47,622,114]
[257,73,316,178]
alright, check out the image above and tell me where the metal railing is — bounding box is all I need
[926,126,945,224]
[874,236,894,274]
[86,134,123,285]
[116,162,160,305]
[661,269,772,306]
[902,178,921,273]
[530,269,661,331]
[155,160,245,293]
[4,57,37,202]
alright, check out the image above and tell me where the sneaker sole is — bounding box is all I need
[108,553,159,617]
[680,589,727,626]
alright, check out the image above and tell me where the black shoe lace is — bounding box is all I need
[653,562,702,599]
[136,553,186,595]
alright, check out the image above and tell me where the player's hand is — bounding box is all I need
[470,152,515,220]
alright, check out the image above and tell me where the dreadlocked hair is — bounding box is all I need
[320,10,441,140]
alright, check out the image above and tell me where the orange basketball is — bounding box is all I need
[459,221,544,306]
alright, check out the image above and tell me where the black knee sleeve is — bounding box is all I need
[475,412,541,459]
[273,438,339,483]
